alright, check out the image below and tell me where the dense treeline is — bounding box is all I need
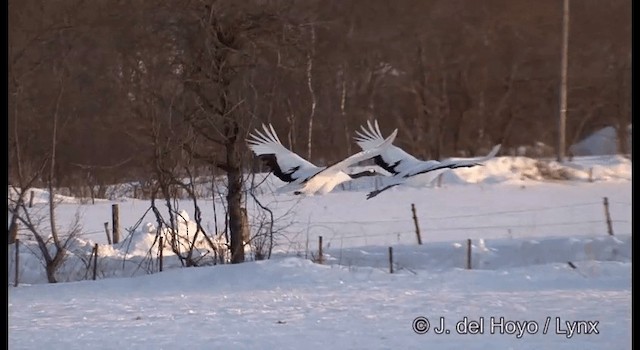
[9,0,631,190]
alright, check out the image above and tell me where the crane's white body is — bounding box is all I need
[354,120,501,199]
[247,124,397,195]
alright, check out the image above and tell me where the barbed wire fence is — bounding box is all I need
[8,196,632,285]
[283,198,631,274]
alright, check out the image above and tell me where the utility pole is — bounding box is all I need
[558,0,570,162]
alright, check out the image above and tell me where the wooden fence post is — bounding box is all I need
[411,204,422,245]
[112,204,120,244]
[588,168,594,182]
[29,191,35,208]
[466,239,472,269]
[159,236,164,272]
[388,246,394,274]
[603,197,614,235]
[92,243,98,280]
[103,222,112,245]
[14,239,19,287]
[318,236,323,264]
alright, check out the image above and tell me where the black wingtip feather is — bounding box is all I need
[374,155,401,175]
[257,154,298,183]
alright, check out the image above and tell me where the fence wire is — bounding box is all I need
[8,196,631,284]
[309,200,610,226]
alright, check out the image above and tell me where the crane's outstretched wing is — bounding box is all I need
[246,124,318,183]
[297,128,399,195]
[353,120,421,175]
[406,144,502,177]
[366,144,502,199]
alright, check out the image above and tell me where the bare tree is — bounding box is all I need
[181,0,299,263]
[8,58,81,283]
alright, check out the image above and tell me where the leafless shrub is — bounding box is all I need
[532,160,573,181]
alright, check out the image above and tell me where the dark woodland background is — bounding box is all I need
[9,0,631,191]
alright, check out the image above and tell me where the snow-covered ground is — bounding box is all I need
[8,155,632,349]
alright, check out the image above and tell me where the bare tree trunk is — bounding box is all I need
[475,69,488,151]
[286,98,296,152]
[434,74,448,160]
[306,25,316,161]
[180,172,219,266]
[485,60,519,154]
[499,109,518,150]
[569,106,598,150]
[557,0,570,162]
[8,109,22,243]
[339,65,351,155]
[226,120,245,264]
[412,43,429,159]
[617,121,629,155]
[48,75,65,251]
[8,217,19,244]
[615,60,631,156]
